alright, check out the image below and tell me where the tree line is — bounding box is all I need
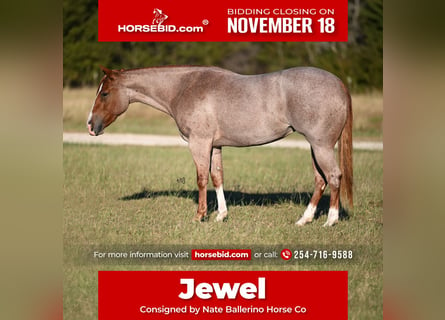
[63,0,382,92]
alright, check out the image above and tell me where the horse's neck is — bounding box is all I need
[123,67,197,116]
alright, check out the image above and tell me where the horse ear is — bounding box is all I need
[100,65,117,79]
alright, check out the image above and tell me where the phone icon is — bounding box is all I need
[281,249,292,260]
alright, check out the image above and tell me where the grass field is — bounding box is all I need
[64,144,383,319]
[63,87,383,140]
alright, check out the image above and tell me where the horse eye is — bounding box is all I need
[101,92,109,97]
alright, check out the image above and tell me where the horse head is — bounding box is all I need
[87,66,129,136]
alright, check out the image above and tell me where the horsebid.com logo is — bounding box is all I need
[117,8,207,33]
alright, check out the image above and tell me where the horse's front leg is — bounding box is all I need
[210,147,228,222]
[189,139,212,221]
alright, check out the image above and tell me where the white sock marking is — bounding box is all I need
[323,208,339,227]
[215,185,227,221]
[296,203,316,226]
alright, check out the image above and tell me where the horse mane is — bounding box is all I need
[119,65,220,73]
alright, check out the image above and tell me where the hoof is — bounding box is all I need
[323,208,339,227]
[323,219,338,227]
[193,213,206,222]
[297,204,316,226]
[295,217,312,226]
[215,211,228,222]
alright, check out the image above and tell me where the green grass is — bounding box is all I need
[63,88,383,140]
[64,144,382,319]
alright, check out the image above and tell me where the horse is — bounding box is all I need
[87,65,353,227]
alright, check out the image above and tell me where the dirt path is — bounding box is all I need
[63,132,383,151]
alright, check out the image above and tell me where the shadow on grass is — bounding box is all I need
[120,188,349,221]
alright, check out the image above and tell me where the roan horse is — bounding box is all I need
[87,66,353,226]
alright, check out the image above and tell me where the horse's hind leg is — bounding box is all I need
[189,139,212,222]
[296,149,327,226]
[210,147,228,221]
[309,145,342,227]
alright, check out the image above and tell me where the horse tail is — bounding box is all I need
[338,86,353,210]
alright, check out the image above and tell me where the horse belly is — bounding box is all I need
[213,120,293,147]
[212,93,291,147]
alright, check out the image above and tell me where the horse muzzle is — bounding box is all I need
[87,119,104,136]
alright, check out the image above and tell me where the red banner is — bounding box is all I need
[98,271,348,319]
[98,0,348,42]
